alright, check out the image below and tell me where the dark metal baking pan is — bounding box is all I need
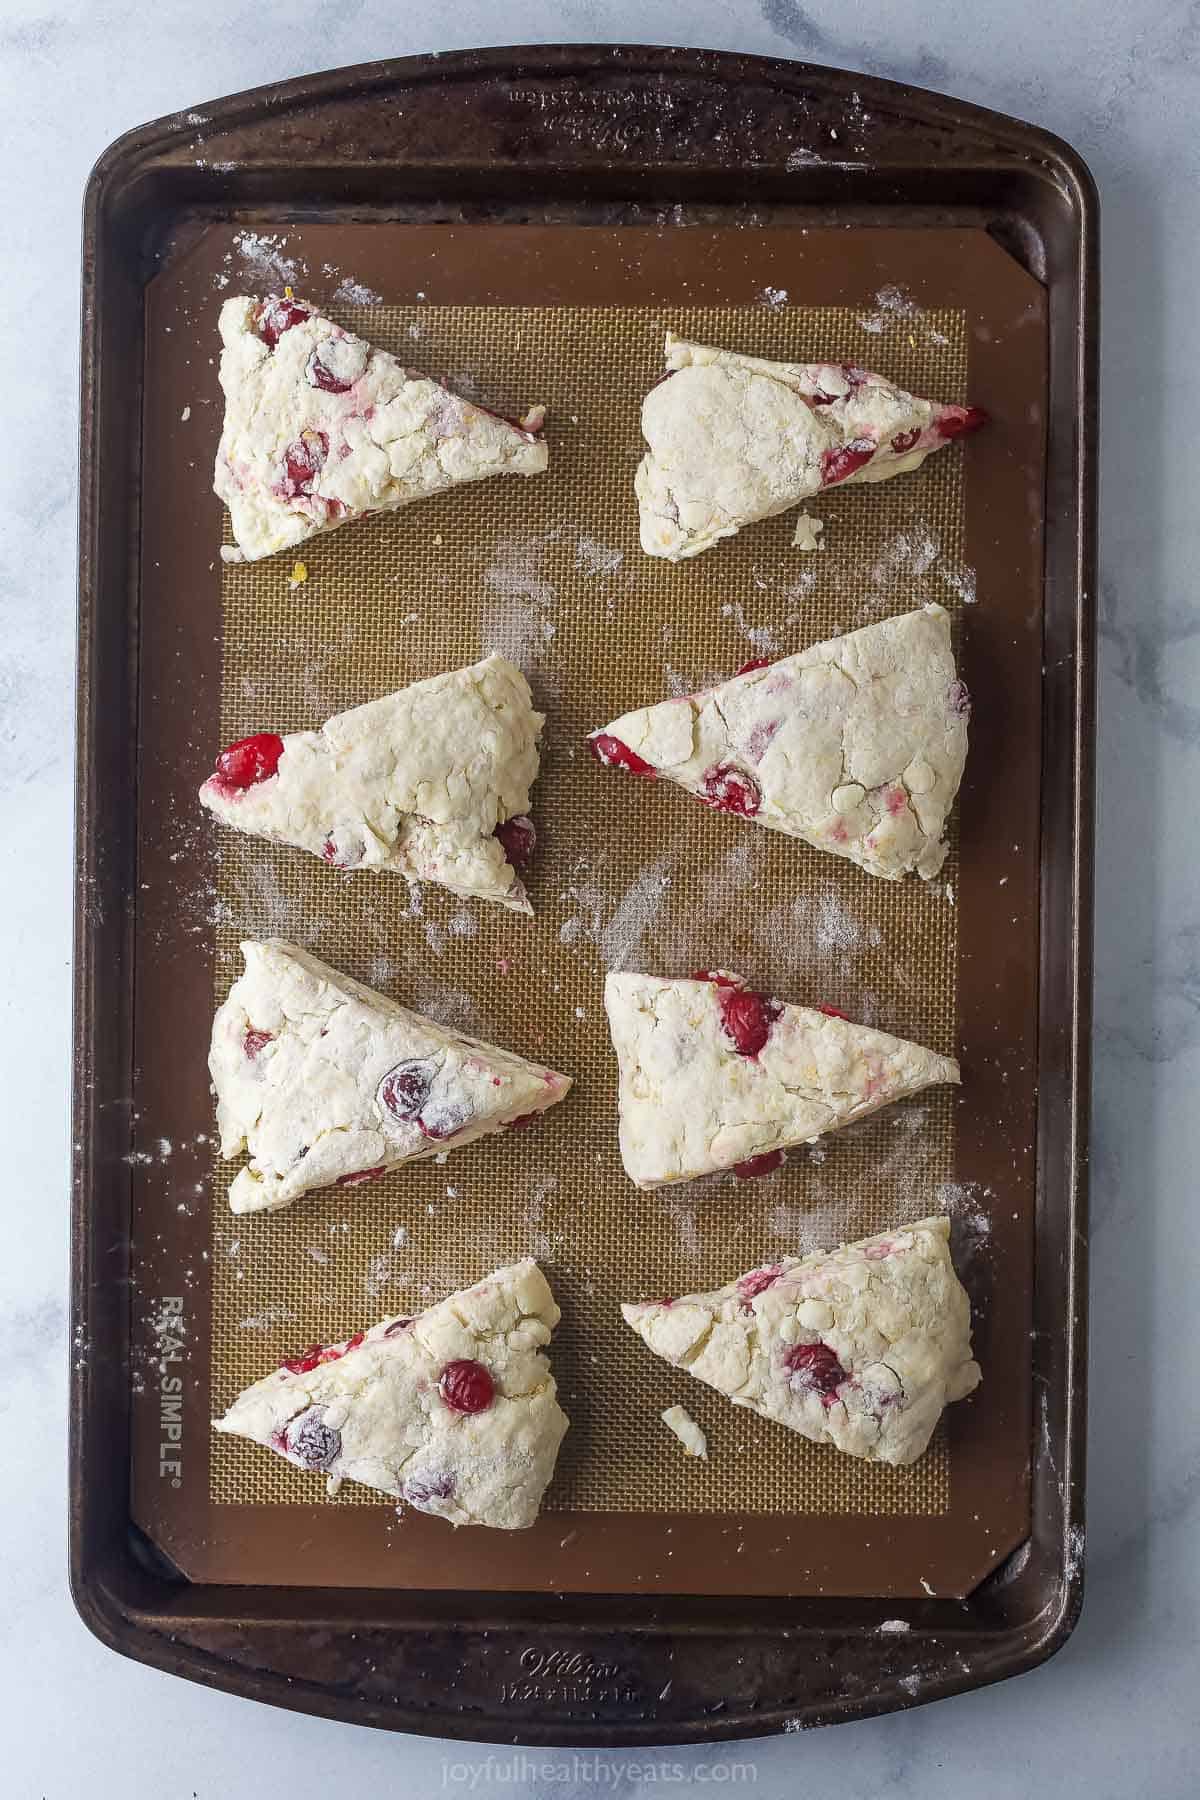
[73,44,1095,1743]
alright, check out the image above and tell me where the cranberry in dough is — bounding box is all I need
[200,655,543,914]
[604,971,958,1189]
[636,331,984,561]
[214,294,547,562]
[622,1217,979,1466]
[211,939,571,1214]
[215,1259,568,1527]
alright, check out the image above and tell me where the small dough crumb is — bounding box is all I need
[288,560,308,588]
[661,1404,708,1459]
[791,511,824,551]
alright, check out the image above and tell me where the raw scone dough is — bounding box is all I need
[604,970,959,1190]
[215,1258,569,1527]
[661,1405,708,1459]
[212,940,571,1214]
[200,654,543,914]
[622,1217,979,1466]
[214,294,548,562]
[636,332,984,561]
[590,603,968,881]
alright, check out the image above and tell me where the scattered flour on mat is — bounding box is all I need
[721,600,779,655]
[230,230,304,288]
[665,1196,702,1257]
[878,1619,911,1635]
[813,891,882,954]
[482,532,558,671]
[858,283,923,334]
[331,275,383,306]
[760,286,788,310]
[575,535,624,577]
[600,854,676,970]
[239,1305,296,1331]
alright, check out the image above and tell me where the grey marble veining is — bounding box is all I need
[3,1,1195,1793]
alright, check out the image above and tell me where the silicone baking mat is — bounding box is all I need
[129,222,1045,1596]
[208,299,966,1515]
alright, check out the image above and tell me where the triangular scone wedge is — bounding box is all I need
[621,1217,979,1466]
[214,294,548,562]
[604,971,958,1189]
[200,655,542,914]
[212,940,571,1214]
[590,603,967,881]
[215,1259,569,1527]
[636,331,985,560]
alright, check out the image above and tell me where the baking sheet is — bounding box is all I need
[128,222,1045,1596]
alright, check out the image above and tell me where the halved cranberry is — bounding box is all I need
[254,295,310,348]
[589,733,656,777]
[243,1028,274,1059]
[700,762,761,817]
[821,439,877,486]
[716,986,782,1058]
[737,1262,784,1299]
[783,1341,848,1404]
[282,430,328,496]
[736,656,771,676]
[281,1344,324,1375]
[937,404,988,440]
[732,1150,786,1181]
[890,427,921,454]
[403,1469,456,1507]
[214,732,284,790]
[507,1111,540,1132]
[418,1097,473,1141]
[384,1316,414,1336]
[305,348,354,393]
[317,1331,365,1362]
[439,1359,495,1414]
[494,814,537,870]
[816,1003,849,1021]
[378,1060,435,1122]
[336,1165,387,1187]
[288,1407,341,1470]
[948,679,972,717]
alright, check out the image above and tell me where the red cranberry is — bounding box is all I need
[700,762,761,817]
[937,404,988,440]
[890,427,921,454]
[305,348,354,393]
[589,733,656,777]
[243,1028,273,1059]
[281,430,328,496]
[816,1003,849,1021]
[885,784,909,816]
[737,1262,784,1300]
[506,1111,540,1132]
[783,1341,848,1404]
[384,1317,414,1336]
[821,439,877,486]
[288,1407,341,1470]
[281,1343,324,1375]
[439,1359,495,1414]
[948,679,972,717]
[732,1150,786,1181]
[403,1469,456,1508]
[494,814,537,870]
[736,656,771,675]
[214,732,284,791]
[418,1097,473,1141]
[377,1059,434,1122]
[691,969,743,988]
[254,295,310,348]
[716,986,782,1058]
[336,1165,387,1187]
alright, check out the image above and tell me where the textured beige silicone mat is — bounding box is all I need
[209,300,969,1515]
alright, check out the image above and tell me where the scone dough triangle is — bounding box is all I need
[604,970,958,1189]
[215,1259,569,1527]
[590,603,968,881]
[212,940,571,1214]
[201,654,543,914]
[636,331,984,561]
[621,1217,980,1466]
[214,293,548,562]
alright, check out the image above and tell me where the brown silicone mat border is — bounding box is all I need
[73,45,1095,1743]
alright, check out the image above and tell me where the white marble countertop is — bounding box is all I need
[4,0,1193,1793]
